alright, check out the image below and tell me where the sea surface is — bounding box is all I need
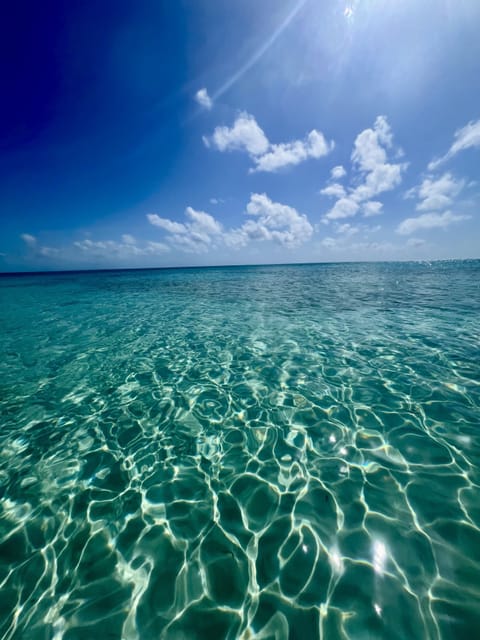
[0,261,479,640]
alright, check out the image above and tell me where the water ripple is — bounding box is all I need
[0,262,479,639]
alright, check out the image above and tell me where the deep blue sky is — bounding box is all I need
[1,0,479,271]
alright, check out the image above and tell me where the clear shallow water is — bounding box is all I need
[0,261,479,640]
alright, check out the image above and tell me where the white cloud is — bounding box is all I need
[396,211,470,235]
[321,237,337,249]
[183,207,222,236]
[22,236,170,263]
[195,88,213,110]
[147,206,223,253]
[204,112,333,173]
[330,165,346,180]
[363,201,383,217]
[320,183,346,198]
[351,116,392,172]
[245,193,313,247]
[336,223,359,236]
[324,197,360,221]
[322,116,406,223]
[320,235,395,255]
[21,233,37,248]
[350,116,406,201]
[38,246,60,257]
[416,173,464,211]
[428,119,480,170]
[406,237,426,248]
[204,112,269,156]
[73,238,169,256]
[253,130,333,173]
[351,162,404,202]
[148,196,313,253]
[398,171,469,235]
[226,193,313,249]
[147,214,188,234]
[19,234,170,264]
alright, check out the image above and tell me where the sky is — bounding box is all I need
[1,0,480,271]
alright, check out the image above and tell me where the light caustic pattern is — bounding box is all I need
[0,262,479,639]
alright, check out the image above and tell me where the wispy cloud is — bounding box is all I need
[73,238,170,257]
[335,222,359,236]
[428,119,480,170]
[18,234,170,264]
[21,233,37,248]
[406,237,426,248]
[204,112,333,173]
[194,88,213,110]
[396,211,470,235]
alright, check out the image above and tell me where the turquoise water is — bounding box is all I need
[0,261,479,639]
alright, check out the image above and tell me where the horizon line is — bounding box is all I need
[1,257,479,277]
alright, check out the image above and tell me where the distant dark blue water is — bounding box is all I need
[1,261,479,639]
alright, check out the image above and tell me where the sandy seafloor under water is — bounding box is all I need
[0,261,479,639]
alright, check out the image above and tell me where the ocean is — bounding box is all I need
[0,261,479,639]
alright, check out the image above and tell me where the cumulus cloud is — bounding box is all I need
[363,201,383,217]
[351,116,392,172]
[203,112,269,156]
[416,173,465,211]
[396,168,470,235]
[428,119,480,170]
[324,197,360,221]
[320,183,346,198]
[330,165,346,180]
[148,206,223,253]
[148,195,313,253]
[204,112,333,173]
[253,130,333,173]
[350,163,404,202]
[147,214,187,234]
[239,193,313,247]
[349,116,406,201]
[396,211,470,235]
[195,88,213,110]
[21,233,37,248]
[320,116,406,223]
